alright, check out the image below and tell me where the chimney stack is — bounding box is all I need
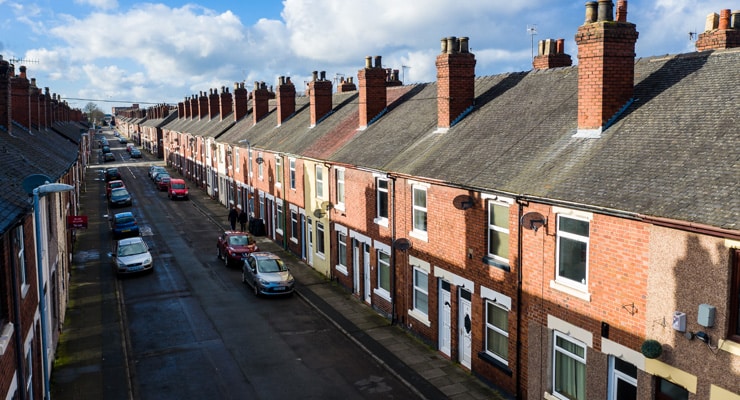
[695,9,740,51]
[189,95,198,119]
[0,55,10,133]
[309,71,333,126]
[198,91,208,120]
[252,81,270,124]
[575,0,638,136]
[533,38,573,70]
[233,82,248,122]
[336,76,357,93]
[11,65,31,130]
[208,88,219,119]
[357,55,387,129]
[436,36,476,129]
[276,76,296,125]
[218,86,232,121]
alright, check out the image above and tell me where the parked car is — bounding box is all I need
[167,178,189,200]
[110,211,139,239]
[109,187,132,207]
[157,175,171,191]
[101,145,111,154]
[130,148,142,158]
[103,152,115,162]
[112,236,153,275]
[217,230,259,267]
[104,167,122,181]
[126,143,135,152]
[241,252,294,296]
[106,180,125,199]
[153,173,170,187]
[149,166,166,180]
[118,136,127,144]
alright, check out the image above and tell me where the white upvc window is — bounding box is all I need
[335,168,345,209]
[375,178,389,224]
[412,185,427,234]
[377,250,391,296]
[485,300,509,364]
[315,165,324,199]
[275,156,283,186]
[552,331,587,400]
[316,221,325,256]
[289,158,296,189]
[487,201,510,263]
[555,214,590,291]
[258,152,264,179]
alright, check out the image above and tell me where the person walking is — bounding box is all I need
[228,202,238,230]
[238,206,248,232]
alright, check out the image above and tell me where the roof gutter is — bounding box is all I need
[638,214,740,241]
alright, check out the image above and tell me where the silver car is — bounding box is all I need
[242,252,295,296]
[113,236,153,275]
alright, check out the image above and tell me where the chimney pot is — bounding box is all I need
[719,9,731,30]
[446,36,457,54]
[460,37,469,53]
[597,0,613,22]
[312,71,318,81]
[585,1,598,23]
[732,10,740,29]
[556,38,565,53]
[616,0,627,22]
[365,56,372,69]
[440,38,448,53]
[705,13,719,31]
[320,71,326,80]
[374,55,382,68]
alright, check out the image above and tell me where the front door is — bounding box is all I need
[438,280,452,357]
[307,219,313,266]
[363,243,371,304]
[458,288,472,369]
[352,239,361,296]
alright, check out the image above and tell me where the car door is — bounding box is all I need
[247,256,258,287]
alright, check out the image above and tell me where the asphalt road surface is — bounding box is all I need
[93,129,419,400]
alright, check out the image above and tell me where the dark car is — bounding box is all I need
[104,167,122,181]
[112,236,153,275]
[109,187,132,207]
[157,175,171,191]
[102,145,111,154]
[118,137,127,144]
[103,152,115,162]
[241,252,295,296]
[110,211,139,239]
[130,148,142,158]
[149,166,166,180]
[153,173,170,187]
[217,230,259,267]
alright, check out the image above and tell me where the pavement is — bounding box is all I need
[51,162,511,400]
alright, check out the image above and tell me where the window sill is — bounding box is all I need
[315,252,326,261]
[0,323,14,356]
[374,288,392,302]
[374,217,389,228]
[290,237,298,244]
[549,280,591,302]
[483,256,510,272]
[718,339,740,356]
[408,230,428,242]
[336,264,349,276]
[477,351,511,376]
[407,308,431,327]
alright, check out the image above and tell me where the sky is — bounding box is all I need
[0,0,730,113]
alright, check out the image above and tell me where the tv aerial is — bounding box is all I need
[9,58,39,65]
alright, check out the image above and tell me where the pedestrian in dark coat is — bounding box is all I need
[238,206,248,232]
[228,203,238,230]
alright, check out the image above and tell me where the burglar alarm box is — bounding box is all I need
[672,311,686,332]
[697,304,715,327]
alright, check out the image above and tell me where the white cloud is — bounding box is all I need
[73,0,118,11]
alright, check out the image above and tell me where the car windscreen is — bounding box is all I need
[258,258,287,273]
[116,216,135,224]
[229,235,249,246]
[118,242,147,256]
[171,183,186,189]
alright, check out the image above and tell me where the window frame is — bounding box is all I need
[376,250,391,297]
[275,155,283,186]
[607,356,637,400]
[487,200,510,264]
[484,300,509,365]
[412,266,429,317]
[15,226,29,292]
[289,158,296,190]
[552,331,587,400]
[375,178,389,224]
[258,152,264,180]
[337,231,347,273]
[276,201,284,234]
[290,210,299,241]
[335,168,345,209]
[315,165,324,199]
[555,214,590,291]
[316,221,325,256]
[412,185,427,234]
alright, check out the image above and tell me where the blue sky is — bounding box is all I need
[0,0,730,112]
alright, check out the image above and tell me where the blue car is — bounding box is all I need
[111,212,139,239]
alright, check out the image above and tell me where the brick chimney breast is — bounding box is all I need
[233,82,248,122]
[358,55,387,129]
[11,65,31,130]
[695,9,740,51]
[533,38,573,70]
[575,0,638,137]
[309,70,333,127]
[276,76,296,126]
[0,55,10,133]
[208,88,219,120]
[253,81,270,124]
[436,36,476,130]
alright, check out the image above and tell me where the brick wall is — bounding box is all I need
[436,37,476,129]
[358,56,386,129]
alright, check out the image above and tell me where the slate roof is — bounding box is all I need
[327,49,739,231]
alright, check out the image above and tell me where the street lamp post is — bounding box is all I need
[33,182,74,400]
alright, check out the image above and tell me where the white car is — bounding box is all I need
[242,252,295,296]
[113,237,153,275]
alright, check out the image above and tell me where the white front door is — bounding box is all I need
[438,280,452,357]
[307,219,313,266]
[363,243,371,304]
[458,288,472,369]
[352,240,361,296]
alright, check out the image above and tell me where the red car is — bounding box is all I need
[157,176,171,191]
[217,231,259,267]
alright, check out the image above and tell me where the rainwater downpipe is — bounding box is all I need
[388,172,398,325]
[515,199,524,400]
[10,222,27,400]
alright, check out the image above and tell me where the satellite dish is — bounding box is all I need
[313,209,326,218]
[22,174,52,195]
[452,195,475,210]
[393,238,412,251]
[521,212,547,232]
[320,201,333,211]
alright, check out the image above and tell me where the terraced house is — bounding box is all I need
[115,2,740,399]
[0,58,86,399]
